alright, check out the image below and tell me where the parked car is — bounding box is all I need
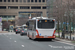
[15,26,22,34]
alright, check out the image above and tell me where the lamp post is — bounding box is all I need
[7,16,9,31]
[0,17,2,31]
[68,0,71,40]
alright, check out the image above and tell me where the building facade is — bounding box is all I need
[0,0,47,31]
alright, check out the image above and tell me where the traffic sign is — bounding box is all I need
[0,18,2,22]
[67,23,69,25]
[0,18,2,31]
[63,22,66,24]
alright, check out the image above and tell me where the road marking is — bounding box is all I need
[49,45,53,48]
[14,41,17,42]
[21,45,25,47]
[56,41,75,46]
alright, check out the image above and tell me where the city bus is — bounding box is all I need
[26,17,56,41]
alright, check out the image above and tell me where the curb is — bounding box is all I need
[55,38,75,44]
[55,38,75,41]
[0,31,8,33]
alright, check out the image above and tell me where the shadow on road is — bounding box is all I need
[33,39,55,42]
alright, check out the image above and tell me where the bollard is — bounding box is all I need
[66,36,67,39]
[73,37,74,40]
[66,36,68,39]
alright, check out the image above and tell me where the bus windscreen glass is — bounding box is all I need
[38,20,54,29]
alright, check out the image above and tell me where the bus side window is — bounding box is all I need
[34,21,36,31]
[29,21,33,30]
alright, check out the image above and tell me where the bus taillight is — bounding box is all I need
[36,29,39,36]
[53,30,56,36]
[53,20,55,21]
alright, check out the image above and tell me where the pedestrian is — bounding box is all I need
[62,29,65,39]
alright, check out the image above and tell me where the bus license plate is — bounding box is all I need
[44,35,48,38]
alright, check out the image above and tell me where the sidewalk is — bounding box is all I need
[55,38,75,45]
[55,32,75,40]
[0,31,8,33]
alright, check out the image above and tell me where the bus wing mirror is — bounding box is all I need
[26,21,29,26]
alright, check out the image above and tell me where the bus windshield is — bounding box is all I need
[37,20,54,29]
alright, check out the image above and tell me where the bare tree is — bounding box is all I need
[47,0,75,39]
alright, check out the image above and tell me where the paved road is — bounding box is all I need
[0,32,75,50]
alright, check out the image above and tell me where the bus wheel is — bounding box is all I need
[29,38,31,40]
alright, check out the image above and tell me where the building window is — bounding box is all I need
[35,0,37,2]
[0,6,6,9]
[20,6,30,9]
[31,0,33,2]
[8,0,10,2]
[31,6,41,9]
[42,6,46,9]
[39,0,41,2]
[16,0,18,2]
[23,0,26,2]
[42,0,45,2]
[0,0,2,2]
[4,0,6,2]
[12,0,14,2]
[28,0,30,2]
[8,6,18,9]
[20,0,22,2]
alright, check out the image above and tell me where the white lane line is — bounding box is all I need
[14,41,17,42]
[49,45,53,48]
[56,41,75,46]
[21,45,25,47]
[48,44,75,49]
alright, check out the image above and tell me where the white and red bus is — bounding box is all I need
[26,17,56,41]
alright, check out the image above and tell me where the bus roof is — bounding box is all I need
[32,17,48,19]
[28,17,55,20]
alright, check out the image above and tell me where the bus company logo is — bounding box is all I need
[39,34,41,36]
